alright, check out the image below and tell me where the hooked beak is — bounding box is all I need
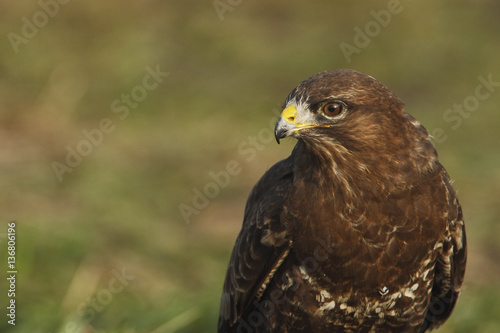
[274,105,298,144]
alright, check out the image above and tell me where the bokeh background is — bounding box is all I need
[0,1,499,332]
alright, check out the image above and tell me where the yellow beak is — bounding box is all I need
[281,105,297,125]
[274,105,329,143]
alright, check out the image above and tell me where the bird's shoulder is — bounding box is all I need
[218,156,294,330]
[420,167,467,331]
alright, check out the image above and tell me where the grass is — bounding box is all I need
[0,1,499,332]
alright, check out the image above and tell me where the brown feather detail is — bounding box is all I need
[218,158,294,331]
[218,69,466,333]
[256,243,291,299]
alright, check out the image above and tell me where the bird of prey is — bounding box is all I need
[218,69,466,332]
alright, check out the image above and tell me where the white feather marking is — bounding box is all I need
[403,289,415,299]
[319,289,331,301]
[319,300,336,311]
[378,286,389,296]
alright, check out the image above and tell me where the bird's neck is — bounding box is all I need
[292,138,439,205]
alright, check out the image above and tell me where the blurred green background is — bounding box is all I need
[0,1,499,332]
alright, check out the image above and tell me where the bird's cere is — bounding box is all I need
[282,105,297,124]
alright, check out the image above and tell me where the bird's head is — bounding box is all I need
[275,69,406,146]
[274,69,438,187]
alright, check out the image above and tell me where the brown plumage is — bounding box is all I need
[218,69,466,332]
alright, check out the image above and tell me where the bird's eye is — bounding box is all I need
[322,102,345,118]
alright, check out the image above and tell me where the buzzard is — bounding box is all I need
[218,69,466,332]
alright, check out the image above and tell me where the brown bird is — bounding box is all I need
[218,69,466,332]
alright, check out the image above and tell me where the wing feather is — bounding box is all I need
[420,172,467,332]
[218,157,294,332]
